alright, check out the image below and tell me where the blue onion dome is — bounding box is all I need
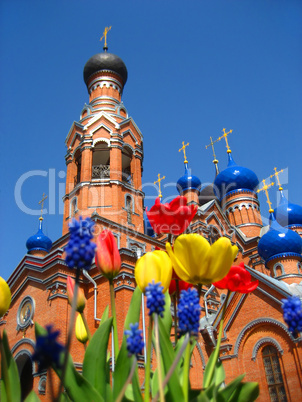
[213,153,259,200]
[83,52,128,87]
[26,219,52,253]
[273,191,302,228]
[177,165,202,194]
[144,214,155,237]
[258,214,302,263]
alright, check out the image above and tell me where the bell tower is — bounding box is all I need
[62,38,144,235]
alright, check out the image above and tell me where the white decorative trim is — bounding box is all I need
[92,137,110,147]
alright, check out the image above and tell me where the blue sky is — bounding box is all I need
[1,0,302,280]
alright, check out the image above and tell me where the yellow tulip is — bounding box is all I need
[0,277,11,317]
[135,250,172,293]
[166,234,238,285]
[75,314,88,344]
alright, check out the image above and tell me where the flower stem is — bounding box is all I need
[80,312,91,341]
[173,294,178,344]
[116,356,137,402]
[109,279,119,361]
[204,290,231,389]
[144,315,153,402]
[57,268,80,400]
[182,338,191,402]
[154,314,165,402]
[153,333,190,402]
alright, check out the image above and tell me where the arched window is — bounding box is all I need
[126,195,133,224]
[15,351,34,400]
[92,142,110,179]
[208,226,220,245]
[74,150,81,186]
[262,345,287,401]
[70,197,78,217]
[122,146,133,185]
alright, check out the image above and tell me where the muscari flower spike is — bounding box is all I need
[124,323,144,357]
[32,325,64,371]
[65,217,96,271]
[178,288,201,338]
[282,296,302,336]
[145,281,165,317]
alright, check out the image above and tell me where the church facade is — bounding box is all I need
[1,44,302,401]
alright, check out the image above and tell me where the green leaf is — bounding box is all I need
[216,374,245,402]
[0,330,21,402]
[24,390,41,402]
[101,305,109,322]
[213,359,225,387]
[203,345,220,389]
[158,317,184,401]
[228,381,259,402]
[34,323,103,402]
[82,317,113,395]
[113,286,143,401]
[160,291,172,334]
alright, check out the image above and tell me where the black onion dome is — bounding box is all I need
[83,52,128,86]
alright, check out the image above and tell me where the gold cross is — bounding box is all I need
[39,193,48,220]
[205,136,219,164]
[217,128,233,153]
[178,141,189,164]
[100,26,112,50]
[257,179,275,213]
[270,167,284,191]
[154,174,165,198]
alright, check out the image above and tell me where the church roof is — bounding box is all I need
[258,213,302,263]
[214,153,259,199]
[26,219,52,253]
[273,191,302,228]
[177,165,201,193]
[83,52,128,86]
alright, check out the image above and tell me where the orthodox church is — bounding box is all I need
[1,36,302,402]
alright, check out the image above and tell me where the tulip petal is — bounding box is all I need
[166,242,191,283]
[174,234,211,284]
[206,238,238,284]
[0,277,11,317]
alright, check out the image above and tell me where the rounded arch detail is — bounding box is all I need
[234,317,295,357]
[251,337,283,361]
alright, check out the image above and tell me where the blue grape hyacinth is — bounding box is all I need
[145,281,165,317]
[125,323,144,357]
[65,217,96,271]
[282,296,302,336]
[32,325,64,372]
[178,288,201,338]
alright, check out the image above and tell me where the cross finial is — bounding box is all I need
[270,167,284,191]
[217,128,234,153]
[205,136,219,165]
[178,141,190,164]
[154,173,165,198]
[257,179,275,213]
[100,26,112,51]
[38,193,48,220]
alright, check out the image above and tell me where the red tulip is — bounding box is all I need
[169,279,193,295]
[213,262,258,293]
[146,196,197,235]
[95,229,121,280]
[67,276,86,313]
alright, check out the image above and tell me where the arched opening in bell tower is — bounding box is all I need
[74,149,81,186]
[122,146,133,185]
[92,142,110,179]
